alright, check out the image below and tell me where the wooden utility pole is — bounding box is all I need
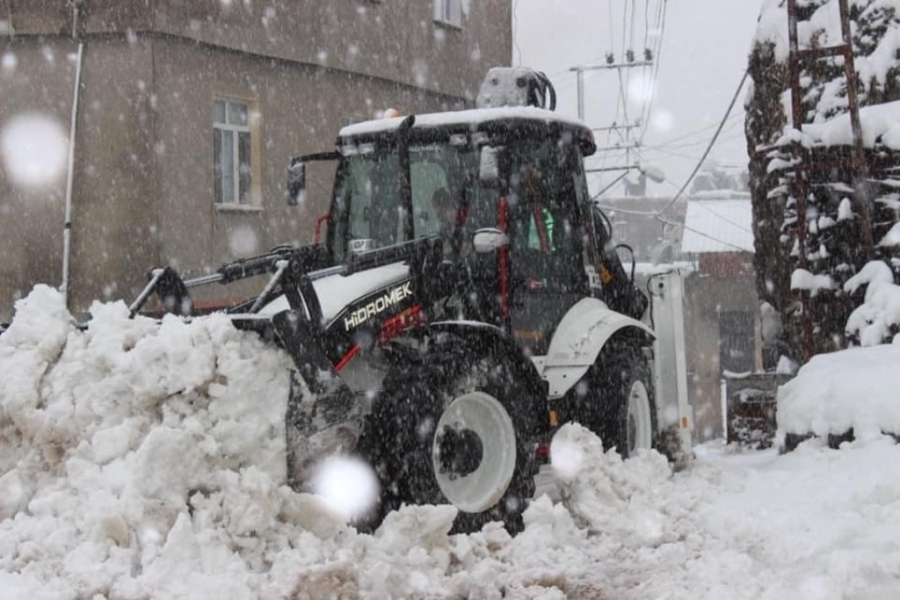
[839,0,874,260]
[786,0,873,361]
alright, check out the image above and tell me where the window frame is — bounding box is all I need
[433,0,463,28]
[213,96,262,210]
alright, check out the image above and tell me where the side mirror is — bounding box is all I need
[287,161,306,206]
[473,228,508,253]
[479,146,503,185]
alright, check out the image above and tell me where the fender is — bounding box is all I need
[537,297,655,399]
[429,320,548,401]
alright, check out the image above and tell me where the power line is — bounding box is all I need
[640,143,747,166]
[690,200,753,234]
[513,0,522,66]
[655,70,750,219]
[658,216,751,252]
[638,0,667,143]
[643,0,651,55]
[641,114,743,150]
[595,204,753,251]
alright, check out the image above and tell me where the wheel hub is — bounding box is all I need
[437,426,484,478]
[431,391,518,513]
[627,380,652,453]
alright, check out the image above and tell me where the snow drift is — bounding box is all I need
[0,286,677,598]
[7,286,900,598]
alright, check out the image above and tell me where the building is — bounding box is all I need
[680,194,760,441]
[0,1,511,319]
[600,191,760,442]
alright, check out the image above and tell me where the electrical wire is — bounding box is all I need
[513,0,522,66]
[609,0,617,60]
[591,172,630,199]
[641,113,743,149]
[644,121,745,151]
[626,0,637,106]
[593,205,753,252]
[638,0,667,144]
[658,216,752,252]
[643,0,651,56]
[655,70,750,219]
[689,200,753,234]
[640,141,747,165]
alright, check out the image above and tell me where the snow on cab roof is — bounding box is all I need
[338,106,591,138]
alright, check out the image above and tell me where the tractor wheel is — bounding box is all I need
[589,343,657,458]
[356,353,542,535]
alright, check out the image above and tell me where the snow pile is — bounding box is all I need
[550,424,674,547]
[777,344,900,439]
[8,287,900,597]
[844,260,900,345]
[0,285,298,597]
[0,286,676,599]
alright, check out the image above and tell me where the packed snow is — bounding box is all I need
[777,343,900,441]
[4,287,900,598]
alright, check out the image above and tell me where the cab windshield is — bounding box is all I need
[332,140,499,261]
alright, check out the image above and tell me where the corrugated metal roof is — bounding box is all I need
[680,199,754,254]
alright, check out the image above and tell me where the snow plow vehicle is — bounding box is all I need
[130,68,689,533]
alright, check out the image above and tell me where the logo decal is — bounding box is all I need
[343,282,413,331]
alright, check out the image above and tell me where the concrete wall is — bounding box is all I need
[0,1,512,319]
[149,37,469,306]
[0,39,80,315]
[683,261,761,442]
[9,1,510,101]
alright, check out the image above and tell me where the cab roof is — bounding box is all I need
[338,106,596,156]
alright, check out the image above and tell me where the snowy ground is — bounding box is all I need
[3,287,900,599]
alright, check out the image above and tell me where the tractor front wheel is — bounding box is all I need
[356,352,542,535]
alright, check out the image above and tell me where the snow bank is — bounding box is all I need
[0,287,678,598]
[8,287,900,598]
[777,344,900,439]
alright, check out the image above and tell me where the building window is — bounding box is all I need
[433,0,462,27]
[214,98,255,206]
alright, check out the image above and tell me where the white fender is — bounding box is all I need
[537,297,655,399]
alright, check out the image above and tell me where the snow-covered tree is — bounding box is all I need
[747,0,900,365]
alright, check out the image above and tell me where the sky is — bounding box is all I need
[513,0,764,197]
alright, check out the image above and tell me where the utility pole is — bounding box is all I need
[786,0,872,361]
[839,0,874,260]
[570,57,654,183]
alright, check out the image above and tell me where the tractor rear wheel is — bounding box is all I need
[356,352,542,535]
[590,343,657,458]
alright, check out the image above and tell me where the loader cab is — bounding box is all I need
[322,110,624,353]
